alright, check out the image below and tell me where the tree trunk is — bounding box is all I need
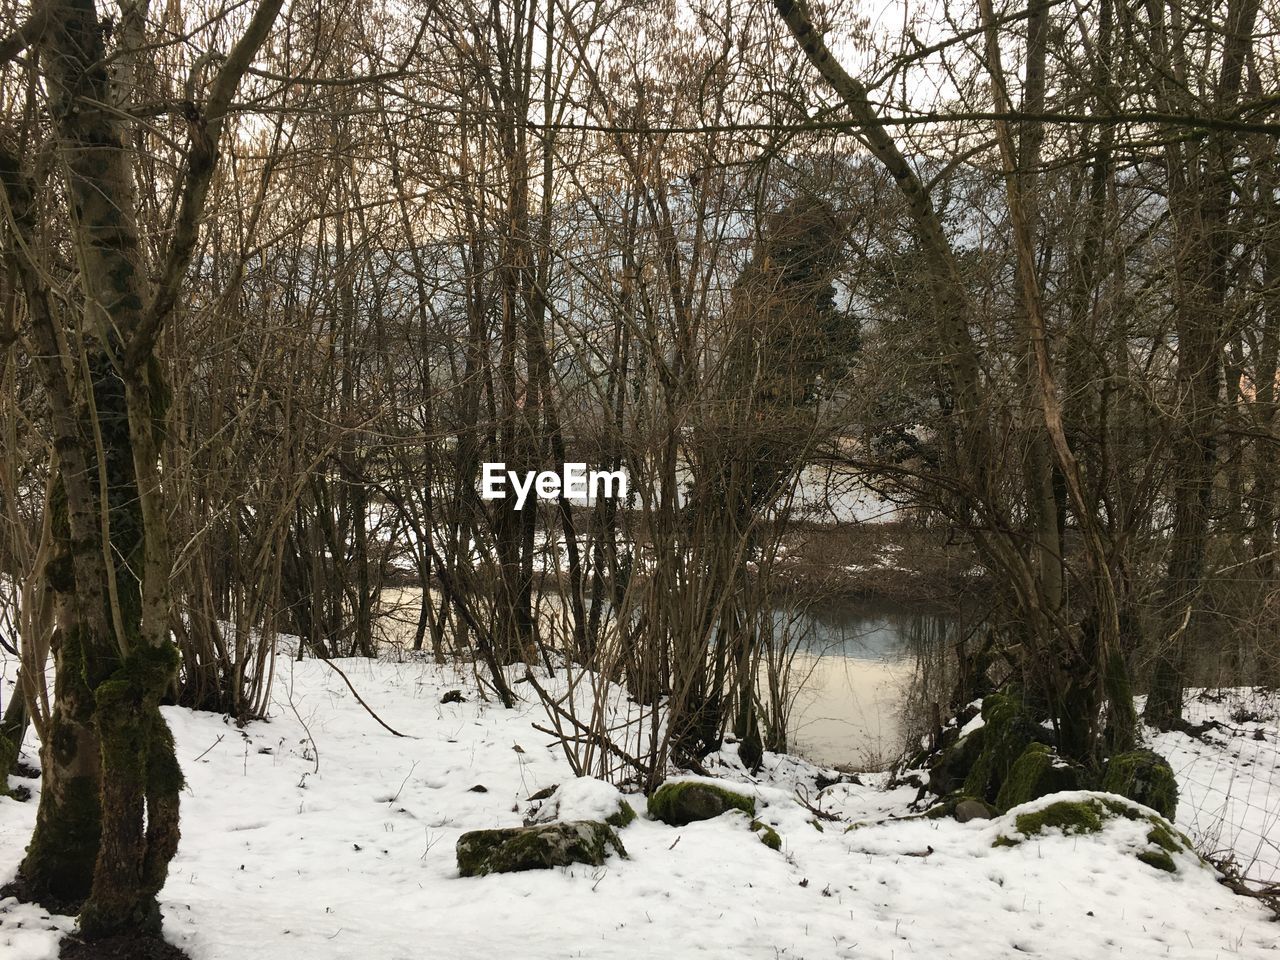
[1144,0,1258,728]
[0,0,282,936]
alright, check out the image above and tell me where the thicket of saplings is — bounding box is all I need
[1,0,1277,944]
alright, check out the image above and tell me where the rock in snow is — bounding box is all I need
[1,658,1277,960]
[456,820,628,877]
[525,777,636,828]
[647,780,756,826]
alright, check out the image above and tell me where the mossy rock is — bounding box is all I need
[1136,849,1176,872]
[606,800,637,829]
[527,777,636,830]
[963,693,1050,804]
[647,781,755,826]
[456,820,627,877]
[1010,795,1115,839]
[1145,819,1186,855]
[750,819,782,851]
[1101,749,1177,820]
[1136,821,1185,872]
[993,793,1197,873]
[995,743,1089,811]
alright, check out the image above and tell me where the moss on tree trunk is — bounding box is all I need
[16,627,103,909]
[1,680,28,795]
[79,644,183,940]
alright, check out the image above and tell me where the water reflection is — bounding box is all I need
[781,602,958,768]
[377,587,959,771]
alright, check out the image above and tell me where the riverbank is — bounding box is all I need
[383,518,984,609]
[2,655,1276,959]
[773,520,983,604]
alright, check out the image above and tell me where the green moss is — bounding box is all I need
[750,819,782,850]
[96,684,148,784]
[1102,648,1137,754]
[606,800,636,829]
[962,693,1045,804]
[17,626,102,908]
[995,744,1052,810]
[141,714,183,896]
[1144,819,1193,852]
[1101,797,1140,819]
[456,821,627,877]
[0,733,17,798]
[1013,797,1106,838]
[1136,849,1176,872]
[18,773,102,907]
[647,781,755,826]
[1146,823,1179,853]
[92,645,182,791]
[1101,750,1178,820]
[994,793,1195,874]
[79,644,184,938]
[1133,819,1196,873]
[995,796,1112,847]
[995,743,1088,811]
[924,802,948,819]
[146,716,184,797]
[145,354,171,444]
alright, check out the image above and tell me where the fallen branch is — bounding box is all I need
[192,734,225,762]
[314,655,415,739]
[795,784,840,822]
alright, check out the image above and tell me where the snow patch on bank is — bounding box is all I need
[1,658,1277,959]
[1147,688,1280,887]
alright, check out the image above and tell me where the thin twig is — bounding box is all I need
[315,654,415,739]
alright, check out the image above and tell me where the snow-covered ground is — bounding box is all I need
[1150,689,1280,888]
[1,656,1277,960]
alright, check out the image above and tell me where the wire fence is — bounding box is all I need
[1155,687,1280,899]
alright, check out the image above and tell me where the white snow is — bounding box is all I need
[1,656,1277,959]
[1147,689,1280,888]
[527,777,629,824]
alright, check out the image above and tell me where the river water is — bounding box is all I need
[378,588,957,769]
[783,600,958,767]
